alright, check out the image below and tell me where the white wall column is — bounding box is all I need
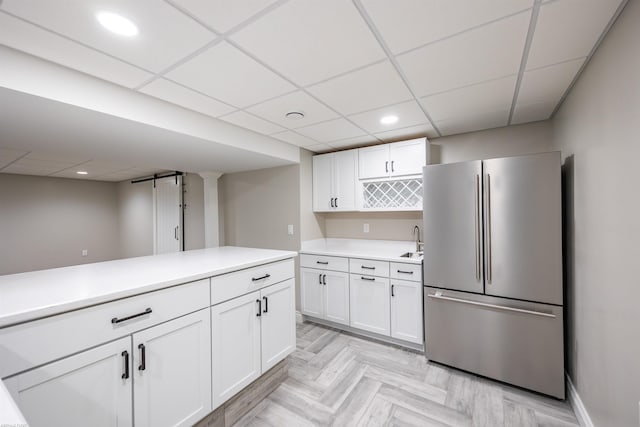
[199,172,223,248]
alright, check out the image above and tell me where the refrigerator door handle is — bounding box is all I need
[427,293,556,318]
[485,173,492,284]
[475,174,481,282]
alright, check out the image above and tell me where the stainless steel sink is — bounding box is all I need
[399,252,423,259]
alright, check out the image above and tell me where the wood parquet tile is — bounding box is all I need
[233,321,579,427]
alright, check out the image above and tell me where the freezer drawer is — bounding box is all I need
[424,287,564,399]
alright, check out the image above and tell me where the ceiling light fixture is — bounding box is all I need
[380,115,398,125]
[76,171,88,175]
[285,111,305,120]
[96,11,139,37]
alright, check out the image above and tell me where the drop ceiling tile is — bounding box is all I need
[307,61,413,115]
[166,41,295,108]
[526,0,623,70]
[169,0,280,33]
[327,136,379,149]
[1,0,215,72]
[305,143,334,153]
[139,78,235,117]
[511,101,557,124]
[397,11,530,97]
[0,12,152,88]
[297,118,366,143]
[271,131,319,147]
[362,0,534,54]
[435,109,510,136]
[516,58,584,109]
[219,111,286,135]
[347,101,428,134]
[420,75,517,122]
[2,161,68,175]
[246,91,338,129]
[230,0,385,86]
[23,152,89,163]
[374,124,437,142]
[0,148,28,168]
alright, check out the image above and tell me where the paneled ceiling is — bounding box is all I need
[0,0,626,163]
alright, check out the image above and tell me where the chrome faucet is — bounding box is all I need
[413,225,423,253]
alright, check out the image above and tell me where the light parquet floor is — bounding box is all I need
[234,320,579,427]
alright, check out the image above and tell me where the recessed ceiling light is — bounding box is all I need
[380,115,398,125]
[285,111,305,120]
[96,11,139,37]
[76,171,88,175]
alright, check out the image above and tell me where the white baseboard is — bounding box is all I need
[566,374,594,427]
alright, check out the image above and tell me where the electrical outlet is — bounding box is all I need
[287,224,294,235]
[81,249,88,257]
[363,223,370,233]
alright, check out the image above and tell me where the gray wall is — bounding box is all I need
[299,148,325,241]
[219,164,301,308]
[320,121,553,241]
[0,173,120,275]
[183,173,205,251]
[117,180,153,258]
[552,1,639,425]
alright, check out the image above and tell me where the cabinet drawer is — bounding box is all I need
[211,259,294,305]
[390,262,422,282]
[349,258,389,277]
[0,279,209,379]
[300,254,349,273]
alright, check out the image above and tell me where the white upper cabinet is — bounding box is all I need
[359,138,427,179]
[313,150,357,212]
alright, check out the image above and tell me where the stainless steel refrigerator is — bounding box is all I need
[423,151,564,398]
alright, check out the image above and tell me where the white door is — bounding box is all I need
[154,176,182,254]
[211,291,261,408]
[5,337,132,427]
[389,138,426,177]
[349,275,390,336]
[390,279,423,344]
[358,144,389,179]
[300,268,324,318]
[133,309,211,427]
[312,154,333,212]
[324,271,350,325]
[333,150,356,211]
[260,279,296,372]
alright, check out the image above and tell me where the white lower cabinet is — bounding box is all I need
[211,279,296,408]
[6,337,133,427]
[390,279,423,344]
[300,267,349,325]
[349,275,390,336]
[133,309,212,427]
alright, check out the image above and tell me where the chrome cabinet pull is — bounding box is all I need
[428,294,556,318]
[112,308,152,324]
[138,344,146,371]
[485,174,492,284]
[360,276,375,281]
[251,274,271,282]
[475,174,481,282]
[121,351,129,379]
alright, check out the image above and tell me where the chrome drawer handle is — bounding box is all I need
[112,308,152,324]
[397,270,414,274]
[252,274,271,281]
[428,294,556,318]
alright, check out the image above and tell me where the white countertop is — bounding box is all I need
[0,246,296,328]
[300,238,422,264]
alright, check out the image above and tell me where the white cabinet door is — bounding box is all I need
[5,337,132,427]
[313,153,333,212]
[390,279,423,344]
[324,271,350,325]
[349,275,390,336]
[389,138,426,177]
[358,144,390,179]
[301,268,324,318]
[333,150,357,211]
[260,279,296,372]
[133,309,212,427]
[211,291,262,409]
